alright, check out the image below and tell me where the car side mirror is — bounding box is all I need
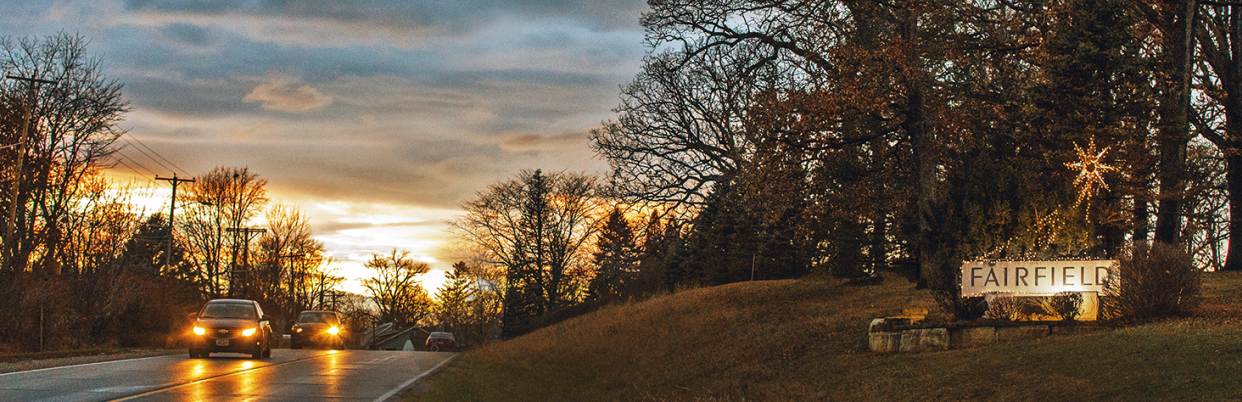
[260,315,272,322]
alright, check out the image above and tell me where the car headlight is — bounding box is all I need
[294,326,303,333]
[326,326,340,335]
[241,328,257,337]
[193,326,206,336]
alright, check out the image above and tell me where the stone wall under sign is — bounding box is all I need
[867,318,1105,353]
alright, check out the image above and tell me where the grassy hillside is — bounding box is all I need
[414,273,1242,401]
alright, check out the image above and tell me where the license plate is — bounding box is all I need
[215,339,229,347]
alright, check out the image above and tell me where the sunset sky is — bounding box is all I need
[1,0,649,293]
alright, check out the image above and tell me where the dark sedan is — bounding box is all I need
[187,299,274,359]
[290,310,345,349]
[425,332,457,352]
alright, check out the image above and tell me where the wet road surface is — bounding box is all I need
[0,349,455,401]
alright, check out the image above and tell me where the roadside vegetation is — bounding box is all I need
[417,272,1242,401]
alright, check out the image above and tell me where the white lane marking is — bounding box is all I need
[91,383,177,393]
[373,354,458,402]
[110,351,332,401]
[0,354,175,378]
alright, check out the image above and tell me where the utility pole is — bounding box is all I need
[226,227,265,295]
[228,173,240,296]
[750,254,757,281]
[3,74,56,272]
[156,174,195,272]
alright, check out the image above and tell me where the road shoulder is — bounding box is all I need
[0,349,177,374]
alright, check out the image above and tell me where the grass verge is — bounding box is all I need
[414,272,1242,401]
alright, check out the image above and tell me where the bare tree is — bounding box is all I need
[453,170,600,336]
[362,249,432,326]
[253,203,326,316]
[0,33,128,274]
[177,167,267,296]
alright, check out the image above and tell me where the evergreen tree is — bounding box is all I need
[587,209,639,303]
[436,261,475,336]
[1032,0,1151,256]
[119,214,189,277]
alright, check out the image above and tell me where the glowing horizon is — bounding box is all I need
[16,0,651,300]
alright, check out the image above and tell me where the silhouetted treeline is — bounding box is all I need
[0,33,346,351]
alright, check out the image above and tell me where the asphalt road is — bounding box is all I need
[0,349,456,401]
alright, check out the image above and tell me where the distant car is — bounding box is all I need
[425,332,457,352]
[188,299,274,359]
[290,310,345,349]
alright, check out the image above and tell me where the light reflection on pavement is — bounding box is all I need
[0,349,455,401]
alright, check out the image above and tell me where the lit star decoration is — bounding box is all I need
[1065,137,1118,210]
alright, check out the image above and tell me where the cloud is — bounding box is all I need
[499,132,585,152]
[243,77,333,112]
[158,22,212,46]
[314,219,448,234]
[121,0,649,46]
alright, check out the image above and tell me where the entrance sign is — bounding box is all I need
[960,259,1118,297]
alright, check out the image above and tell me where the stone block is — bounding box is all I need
[868,330,902,353]
[995,324,1050,341]
[869,317,912,332]
[1050,324,1103,336]
[898,328,949,352]
[949,326,996,348]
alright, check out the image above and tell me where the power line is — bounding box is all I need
[112,158,157,185]
[121,137,177,175]
[125,132,190,176]
[115,149,160,178]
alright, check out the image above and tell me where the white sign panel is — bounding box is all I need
[960,259,1118,297]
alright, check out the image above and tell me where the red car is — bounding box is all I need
[425,332,457,352]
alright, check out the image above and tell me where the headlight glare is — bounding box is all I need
[326,326,340,335]
[241,328,257,337]
[192,326,206,336]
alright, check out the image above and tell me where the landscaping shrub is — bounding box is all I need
[932,289,987,321]
[1043,292,1083,322]
[1102,242,1200,321]
[984,294,1025,321]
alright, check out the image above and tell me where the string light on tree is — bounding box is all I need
[1065,137,1118,210]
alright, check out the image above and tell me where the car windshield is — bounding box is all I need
[200,303,257,319]
[298,312,337,323]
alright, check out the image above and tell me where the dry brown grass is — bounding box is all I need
[415,272,1242,401]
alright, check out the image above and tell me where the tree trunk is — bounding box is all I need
[1132,195,1149,241]
[1225,153,1242,271]
[897,6,940,288]
[870,212,887,273]
[1154,0,1196,245]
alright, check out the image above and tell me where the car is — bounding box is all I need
[187,299,274,359]
[425,331,457,352]
[289,310,345,349]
